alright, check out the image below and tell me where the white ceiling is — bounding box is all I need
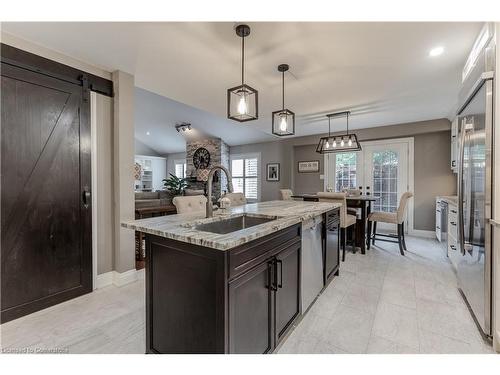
[135,87,274,154]
[2,22,482,153]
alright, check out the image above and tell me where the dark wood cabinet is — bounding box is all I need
[228,260,274,354]
[275,241,301,342]
[324,209,340,285]
[145,224,301,354]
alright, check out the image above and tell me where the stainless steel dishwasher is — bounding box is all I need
[301,216,324,313]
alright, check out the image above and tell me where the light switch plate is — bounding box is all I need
[319,174,324,180]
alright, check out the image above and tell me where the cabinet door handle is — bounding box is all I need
[450,245,456,250]
[266,261,277,291]
[451,210,457,214]
[82,186,91,209]
[276,259,283,289]
[450,222,457,226]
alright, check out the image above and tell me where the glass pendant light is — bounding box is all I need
[227,24,258,122]
[272,64,295,136]
[316,111,362,154]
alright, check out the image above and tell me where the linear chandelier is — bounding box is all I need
[316,111,361,154]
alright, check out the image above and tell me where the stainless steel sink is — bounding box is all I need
[193,214,277,234]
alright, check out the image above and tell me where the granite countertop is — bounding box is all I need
[438,195,458,205]
[122,200,341,251]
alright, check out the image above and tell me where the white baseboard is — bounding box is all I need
[96,272,114,289]
[95,269,140,289]
[137,268,145,280]
[494,330,500,353]
[113,268,139,287]
[409,229,436,239]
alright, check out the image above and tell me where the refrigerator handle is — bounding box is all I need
[457,121,473,255]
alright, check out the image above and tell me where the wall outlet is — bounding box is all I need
[320,174,324,180]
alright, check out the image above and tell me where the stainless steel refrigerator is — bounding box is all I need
[456,29,495,339]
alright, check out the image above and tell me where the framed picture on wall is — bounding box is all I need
[266,163,280,181]
[298,160,319,173]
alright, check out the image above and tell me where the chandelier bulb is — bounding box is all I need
[237,95,248,115]
[279,115,288,132]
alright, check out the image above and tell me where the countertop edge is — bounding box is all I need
[121,202,340,251]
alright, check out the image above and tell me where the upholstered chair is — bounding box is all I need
[342,188,362,216]
[367,191,413,255]
[222,192,247,207]
[172,195,207,214]
[280,189,293,200]
[317,192,357,261]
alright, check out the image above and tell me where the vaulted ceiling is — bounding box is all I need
[2,22,482,153]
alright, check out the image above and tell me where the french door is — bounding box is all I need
[325,138,413,231]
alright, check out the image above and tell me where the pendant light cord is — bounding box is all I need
[346,112,349,136]
[241,34,245,86]
[328,116,331,137]
[282,70,285,110]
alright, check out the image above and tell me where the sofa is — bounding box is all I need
[135,191,172,209]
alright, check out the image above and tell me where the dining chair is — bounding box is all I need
[280,189,293,200]
[342,188,362,216]
[172,195,207,214]
[222,192,247,207]
[317,192,357,262]
[367,192,413,255]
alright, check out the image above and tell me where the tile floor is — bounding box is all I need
[277,236,494,354]
[0,276,146,354]
[0,236,495,354]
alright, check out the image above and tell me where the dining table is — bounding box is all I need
[291,193,379,254]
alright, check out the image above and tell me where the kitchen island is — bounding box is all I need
[122,200,341,354]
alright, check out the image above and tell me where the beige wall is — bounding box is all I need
[94,94,115,274]
[413,131,456,230]
[293,144,324,195]
[113,71,136,274]
[229,141,293,201]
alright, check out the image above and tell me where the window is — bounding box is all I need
[372,150,399,213]
[174,160,187,178]
[335,152,357,192]
[230,154,260,201]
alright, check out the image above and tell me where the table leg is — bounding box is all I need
[366,202,372,249]
[360,203,367,254]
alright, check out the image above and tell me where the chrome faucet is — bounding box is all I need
[206,165,233,218]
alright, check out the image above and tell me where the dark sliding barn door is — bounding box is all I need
[1,61,92,323]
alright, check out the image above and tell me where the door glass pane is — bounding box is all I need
[372,150,399,213]
[335,152,357,192]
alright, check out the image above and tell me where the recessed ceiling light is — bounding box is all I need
[146,131,150,136]
[429,46,444,57]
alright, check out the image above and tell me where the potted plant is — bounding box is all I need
[163,173,188,196]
